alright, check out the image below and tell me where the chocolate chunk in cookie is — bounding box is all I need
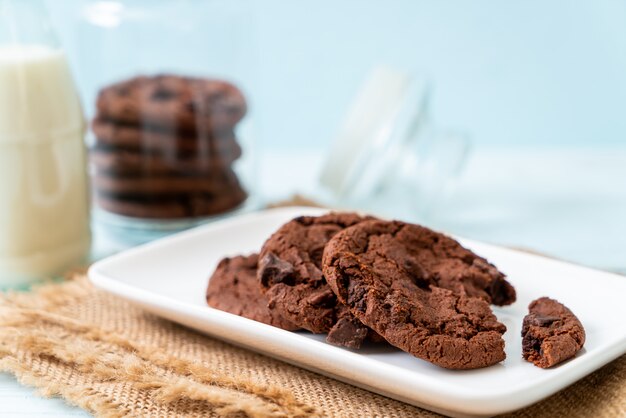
[96,75,247,133]
[323,219,507,369]
[257,213,379,349]
[207,254,299,330]
[522,297,585,368]
[325,315,370,348]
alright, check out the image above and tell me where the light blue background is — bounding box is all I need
[48,0,626,151]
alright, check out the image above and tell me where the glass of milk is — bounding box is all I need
[0,0,91,288]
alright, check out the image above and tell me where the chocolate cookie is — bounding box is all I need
[329,220,514,306]
[323,220,507,369]
[522,297,585,368]
[91,145,242,176]
[92,118,241,157]
[206,254,299,330]
[96,75,247,132]
[96,188,247,219]
[257,213,378,349]
[94,168,243,197]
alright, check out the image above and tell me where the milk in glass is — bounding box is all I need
[0,45,91,286]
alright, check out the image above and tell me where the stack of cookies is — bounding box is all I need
[91,74,248,219]
[206,213,586,370]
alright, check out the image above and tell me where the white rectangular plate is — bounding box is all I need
[89,207,626,417]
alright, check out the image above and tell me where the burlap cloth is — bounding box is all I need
[0,276,623,418]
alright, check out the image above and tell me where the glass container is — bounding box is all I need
[74,0,257,244]
[319,66,470,222]
[0,0,91,287]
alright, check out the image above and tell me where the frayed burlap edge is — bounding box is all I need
[0,277,318,418]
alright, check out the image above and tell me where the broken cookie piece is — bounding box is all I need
[522,297,585,368]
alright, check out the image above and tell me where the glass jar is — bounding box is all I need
[73,0,258,244]
[0,0,91,287]
[319,66,470,223]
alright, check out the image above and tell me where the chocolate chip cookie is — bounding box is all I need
[91,145,242,176]
[94,168,243,197]
[92,74,248,220]
[92,118,241,156]
[257,213,378,349]
[323,219,507,369]
[328,220,515,305]
[206,254,299,330]
[522,297,585,368]
[96,75,247,132]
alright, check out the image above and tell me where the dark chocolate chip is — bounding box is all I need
[151,87,177,101]
[402,259,430,286]
[530,314,561,327]
[258,252,295,287]
[306,288,336,307]
[184,100,197,113]
[326,316,369,349]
